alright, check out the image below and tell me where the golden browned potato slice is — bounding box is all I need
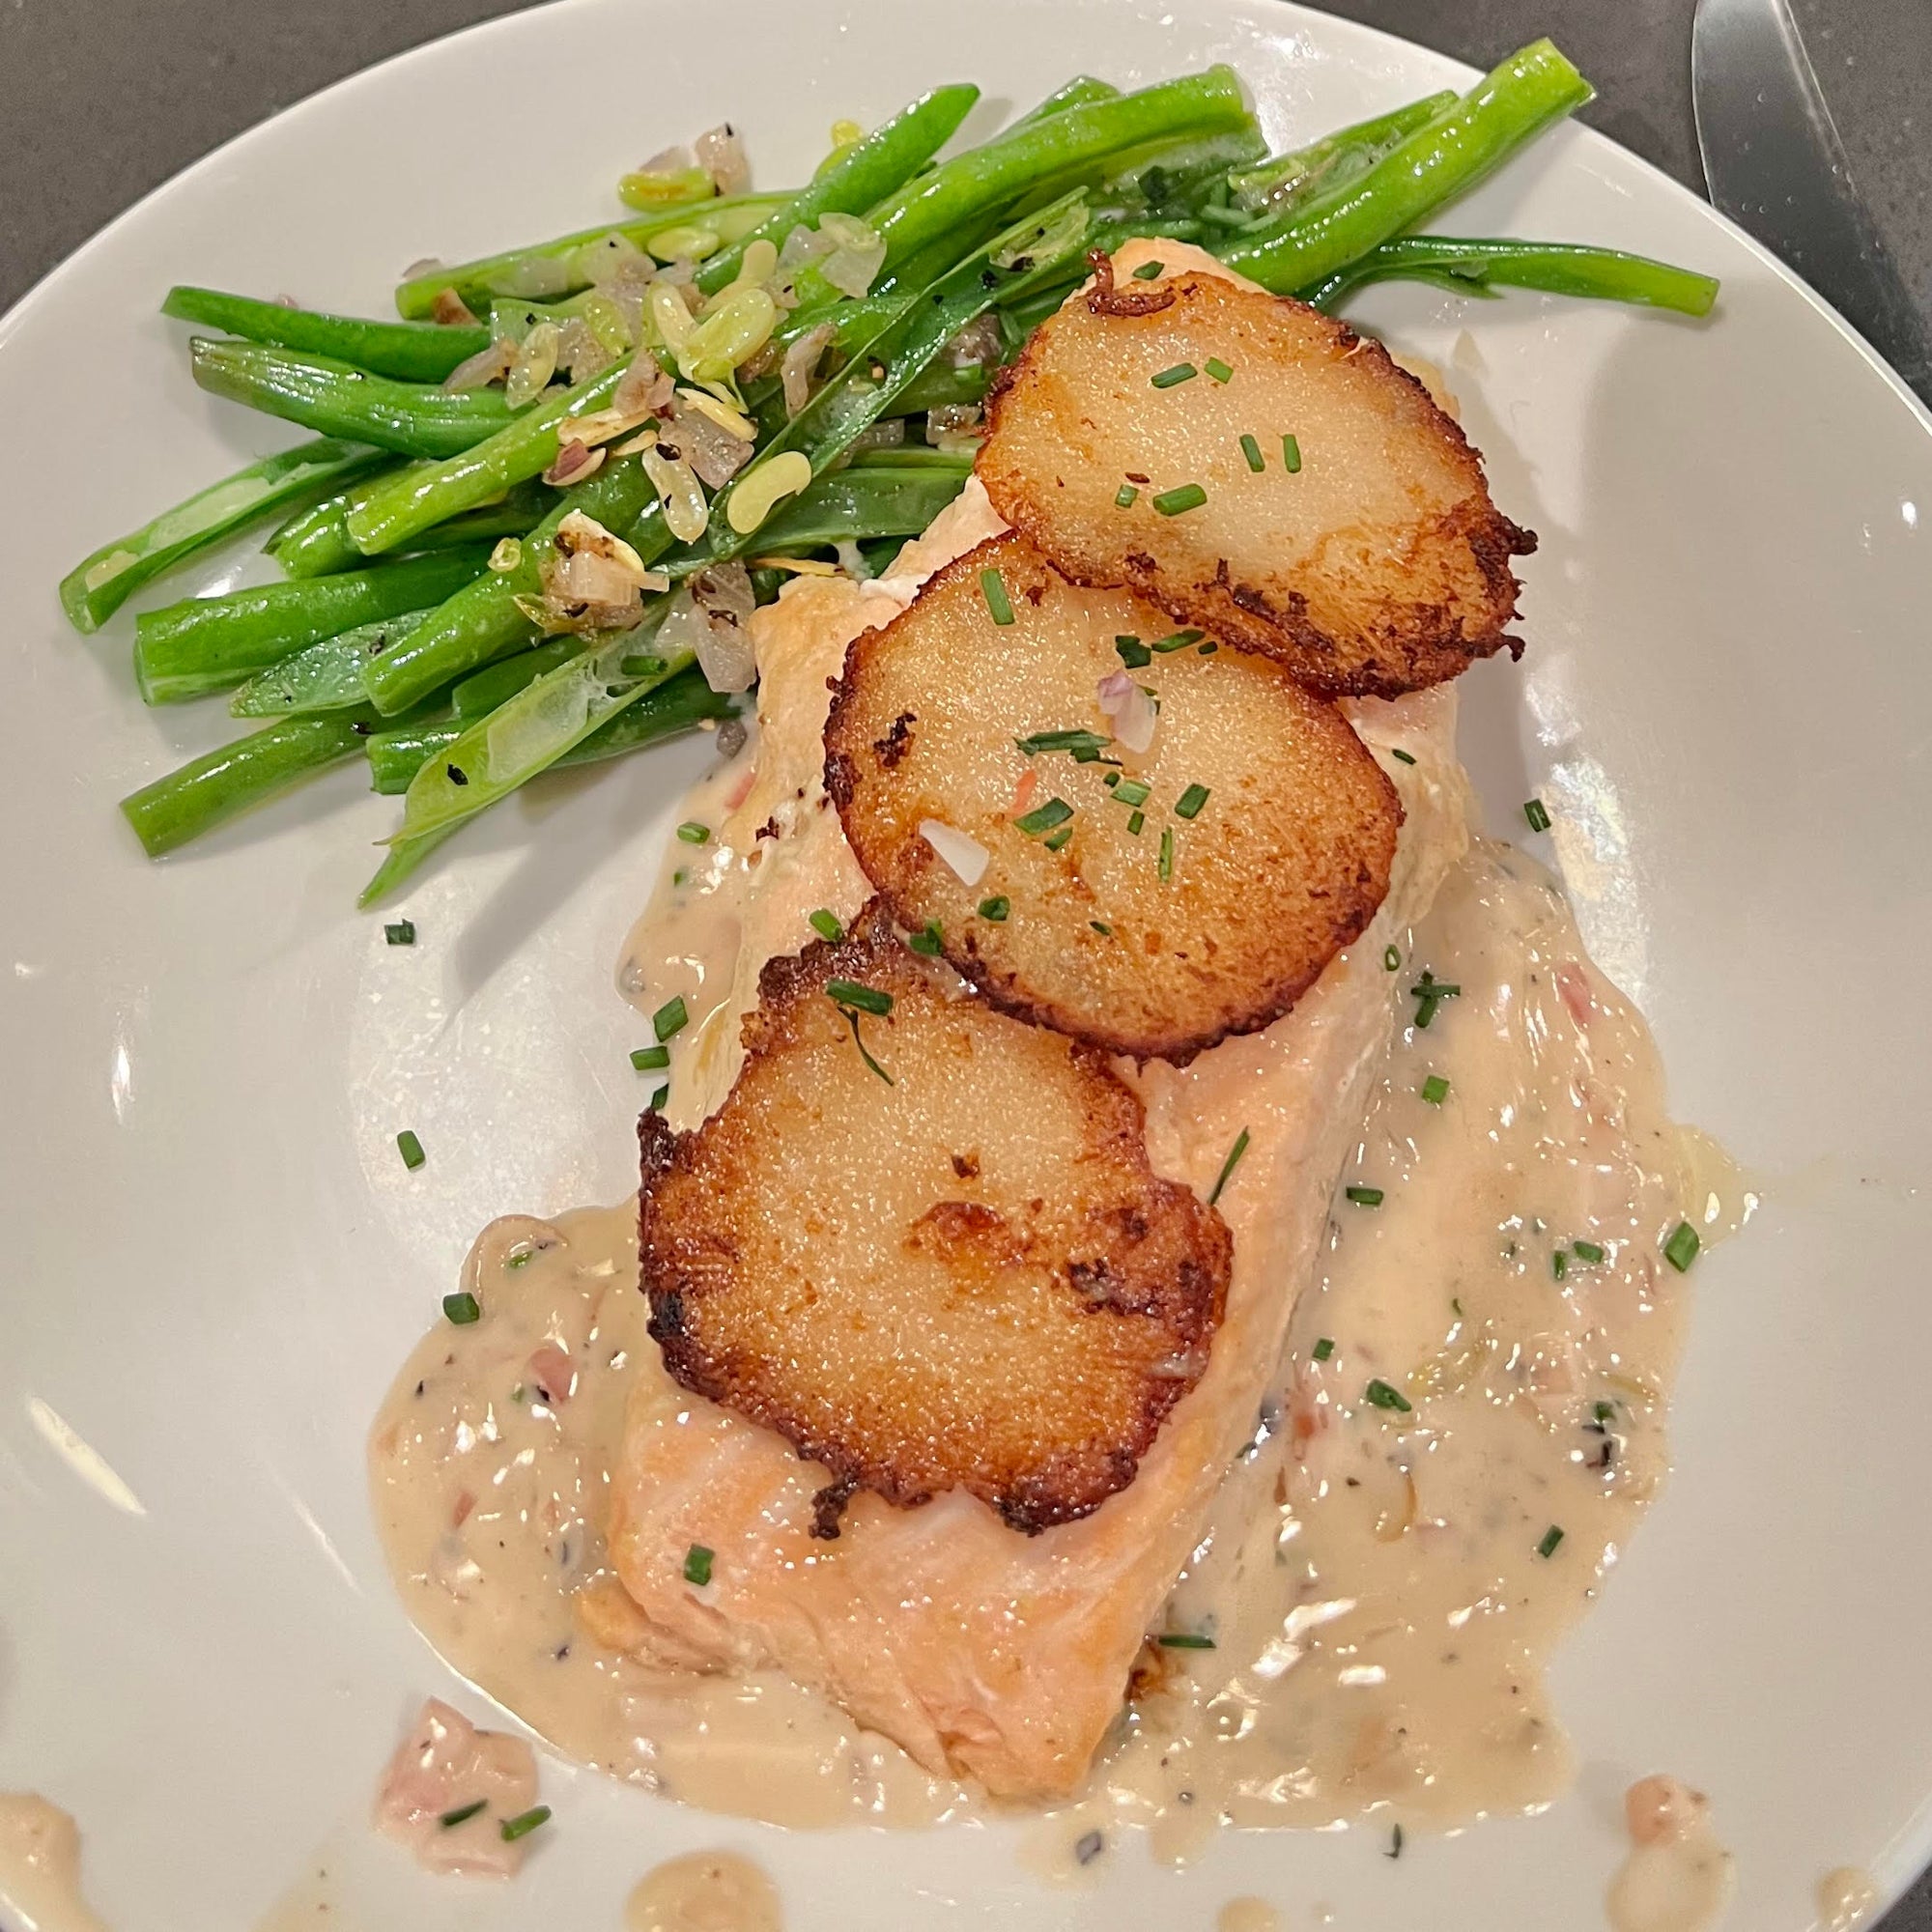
[978,265,1535,696]
[823,532,1401,1065]
[639,912,1230,1537]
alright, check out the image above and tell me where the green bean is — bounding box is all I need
[360,451,663,716]
[677,460,970,566]
[365,665,733,793]
[121,713,370,859]
[134,548,490,704]
[1222,42,1593,293]
[345,360,631,556]
[450,639,580,720]
[1013,77,1121,125]
[190,338,519,458]
[692,86,981,296]
[163,287,491,382]
[1226,91,1459,213]
[270,473,550,578]
[884,363,991,415]
[59,438,379,634]
[394,194,787,318]
[1298,236,1720,315]
[229,610,436,717]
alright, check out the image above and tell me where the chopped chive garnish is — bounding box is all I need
[1239,432,1264,472]
[1115,634,1151,668]
[1390,748,1416,765]
[1573,1239,1605,1264]
[1364,1378,1411,1413]
[1131,259,1165,280]
[1452,1296,1463,1317]
[649,1083,668,1111]
[1152,483,1208,516]
[653,995,689,1041]
[1282,434,1302,472]
[1015,798,1074,837]
[1151,362,1198,388]
[1593,1399,1617,1424]
[1523,798,1551,833]
[1420,1074,1450,1104]
[1158,825,1174,881]
[439,1799,487,1829]
[1090,921,1113,937]
[1410,971,1461,1030]
[980,567,1016,626]
[1537,1524,1566,1559]
[1312,1336,1335,1362]
[825,979,892,1016]
[1551,1250,1569,1281]
[397,1129,426,1171]
[1017,728,1113,757]
[908,921,944,957]
[676,820,710,843]
[498,1805,551,1843]
[978,895,1009,922]
[442,1291,480,1325]
[1208,1126,1250,1206]
[840,1007,895,1084]
[1151,628,1206,653]
[1174,782,1210,820]
[1346,1184,1384,1208]
[809,908,844,943]
[1205,356,1234,384]
[1112,778,1151,809]
[683,1542,714,1586]
[1127,810,1146,836]
[630,1045,669,1070]
[1383,946,1401,972]
[1116,483,1139,508]
[384,920,415,946]
[506,1247,532,1269]
[1157,1632,1217,1649]
[1198,639,1217,654]
[1104,770,1121,786]
[1387,1824,1405,1861]
[1663,1221,1701,1272]
[1043,825,1073,851]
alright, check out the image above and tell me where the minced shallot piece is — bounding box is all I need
[612,349,676,421]
[919,820,989,887]
[373,1698,540,1879]
[781,322,836,417]
[542,440,604,488]
[1096,670,1157,753]
[431,288,479,327]
[443,338,517,392]
[666,391,755,488]
[537,510,664,632]
[695,124,751,196]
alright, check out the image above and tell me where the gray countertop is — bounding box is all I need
[0,0,1924,1922]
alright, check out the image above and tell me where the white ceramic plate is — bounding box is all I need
[3,3,1929,1926]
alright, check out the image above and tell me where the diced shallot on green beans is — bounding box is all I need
[162,286,492,383]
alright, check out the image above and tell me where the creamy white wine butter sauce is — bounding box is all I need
[0,1795,109,1932]
[626,1851,782,1931]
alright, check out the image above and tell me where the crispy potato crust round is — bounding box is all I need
[978,267,1535,697]
[824,532,1402,1064]
[638,913,1231,1536]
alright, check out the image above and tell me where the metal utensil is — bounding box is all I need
[1692,0,1932,403]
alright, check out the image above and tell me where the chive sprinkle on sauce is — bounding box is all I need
[908,921,944,957]
[1174,782,1210,819]
[1281,433,1302,472]
[1205,356,1234,384]
[1131,259,1165,280]
[1239,432,1265,472]
[1115,483,1139,508]
[1345,1184,1384,1207]
[396,1129,426,1171]
[384,919,415,946]
[1126,810,1146,836]
[1152,482,1208,516]
[1364,1378,1412,1413]
[1157,1632,1217,1649]
[683,1542,714,1586]
[1420,1073,1450,1104]
[1573,1238,1605,1264]
[825,979,892,1016]
[839,1007,895,1084]
[980,566,1016,626]
[652,994,689,1041]
[1158,824,1175,881]
[1043,824,1073,851]
[676,820,710,843]
[1151,361,1198,388]
[1018,727,1113,757]
[1390,747,1416,765]
[1312,1336,1335,1361]
[1015,797,1074,838]
[1551,1249,1569,1281]
[649,1083,669,1112]
[1383,945,1401,972]
[442,1291,480,1326]
[809,908,844,943]
[1112,777,1152,808]
[1663,1221,1701,1272]
[1537,1524,1566,1559]
[439,1799,487,1829]
[1115,634,1151,668]
[1208,1126,1251,1206]
[1151,628,1205,653]
[630,1044,669,1070]
[1523,798,1552,833]
[498,1805,551,1843]
[978,895,1009,922]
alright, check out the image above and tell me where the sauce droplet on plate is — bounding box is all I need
[626,1851,781,1932]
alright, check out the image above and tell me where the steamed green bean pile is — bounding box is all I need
[64,45,1717,907]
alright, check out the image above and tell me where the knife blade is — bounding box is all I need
[1692,0,1932,403]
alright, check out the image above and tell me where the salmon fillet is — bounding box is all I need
[604,526,1469,1798]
